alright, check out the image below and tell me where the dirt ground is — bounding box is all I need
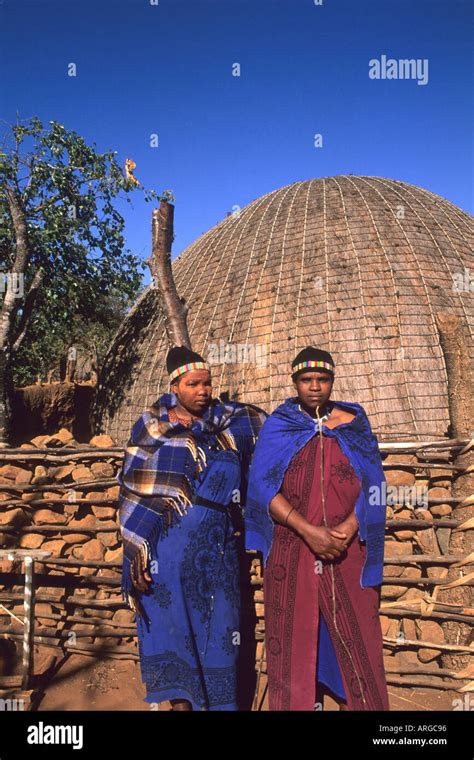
[37,655,150,711]
[33,653,457,712]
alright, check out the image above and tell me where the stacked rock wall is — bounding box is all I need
[0,432,472,703]
[0,430,136,661]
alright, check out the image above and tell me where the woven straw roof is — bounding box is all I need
[93,176,474,445]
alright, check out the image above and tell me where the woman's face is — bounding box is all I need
[293,370,333,412]
[171,369,212,416]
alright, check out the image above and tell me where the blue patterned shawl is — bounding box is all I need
[117,392,267,612]
[245,398,387,588]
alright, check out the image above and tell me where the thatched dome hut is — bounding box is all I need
[93,176,473,445]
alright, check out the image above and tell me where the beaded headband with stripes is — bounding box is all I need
[169,361,210,382]
[292,360,335,374]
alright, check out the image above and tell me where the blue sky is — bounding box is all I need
[1,0,472,286]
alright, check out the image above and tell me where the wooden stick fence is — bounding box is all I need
[0,436,472,703]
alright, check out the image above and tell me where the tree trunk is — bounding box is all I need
[0,348,13,445]
[0,186,33,443]
[146,201,191,349]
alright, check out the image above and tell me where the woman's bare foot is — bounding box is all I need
[170,698,192,711]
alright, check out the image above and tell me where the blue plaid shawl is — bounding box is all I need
[245,398,387,587]
[117,392,267,611]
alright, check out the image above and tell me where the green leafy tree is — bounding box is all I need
[12,289,129,386]
[0,115,173,441]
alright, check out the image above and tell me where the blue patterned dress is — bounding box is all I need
[136,480,242,710]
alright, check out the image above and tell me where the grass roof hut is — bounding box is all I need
[93,175,473,445]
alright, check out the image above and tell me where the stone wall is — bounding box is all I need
[0,429,135,661]
[0,433,472,702]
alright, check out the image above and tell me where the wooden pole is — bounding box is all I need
[436,313,474,672]
[0,610,135,629]
[2,625,136,639]
[0,478,116,494]
[0,447,123,459]
[0,591,124,609]
[0,549,51,690]
[21,556,34,690]
[0,632,138,659]
[147,201,191,349]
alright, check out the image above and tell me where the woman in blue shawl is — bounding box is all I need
[245,347,389,711]
[117,346,266,711]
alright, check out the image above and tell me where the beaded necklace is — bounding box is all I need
[298,400,333,425]
[168,407,201,427]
